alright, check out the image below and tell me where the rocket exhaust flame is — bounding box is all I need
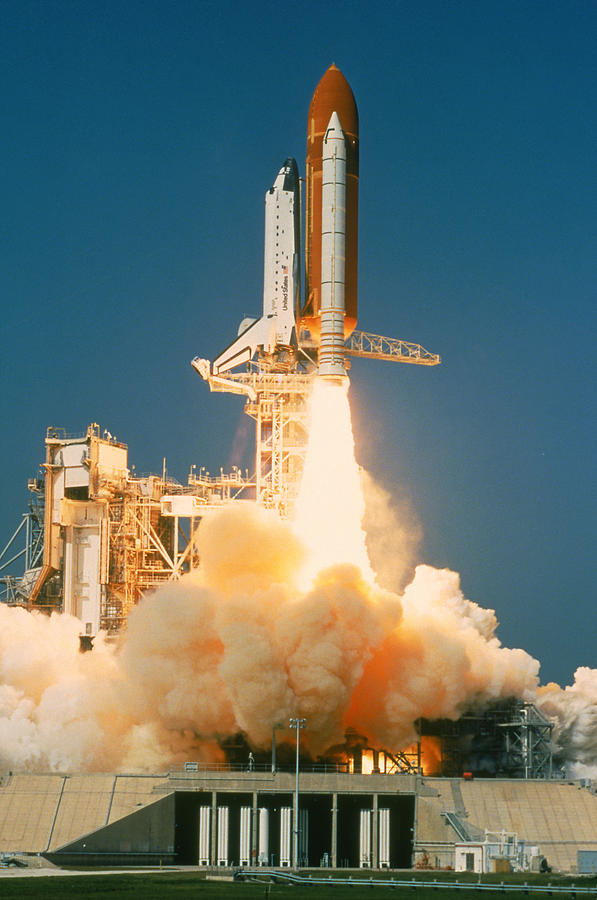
[293,376,375,586]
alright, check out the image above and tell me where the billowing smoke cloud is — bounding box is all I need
[537,670,597,777]
[0,500,547,773]
[347,565,540,750]
[0,381,591,774]
[360,469,422,594]
[0,607,121,771]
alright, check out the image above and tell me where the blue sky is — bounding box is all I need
[1,0,595,686]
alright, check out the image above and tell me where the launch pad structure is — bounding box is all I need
[192,328,439,516]
[192,362,314,516]
[0,321,439,634]
[0,423,255,634]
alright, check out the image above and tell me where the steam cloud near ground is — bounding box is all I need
[1,491,593,775]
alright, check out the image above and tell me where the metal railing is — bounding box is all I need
[168,762,357,776]
[240,870,597,894]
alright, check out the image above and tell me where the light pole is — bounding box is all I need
[289,716,306,869]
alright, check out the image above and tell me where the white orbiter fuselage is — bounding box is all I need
[210,157,300,376]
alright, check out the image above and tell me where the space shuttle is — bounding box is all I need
[208,157,301,376]
[193,65,360,381]
[193,66,440,393]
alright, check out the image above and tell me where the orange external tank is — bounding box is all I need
[302,64,359,341]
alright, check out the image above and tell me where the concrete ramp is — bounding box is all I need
[0,773,169,853]
[0,775,65,852]
[48,775,115,851]
[46,793,176,866]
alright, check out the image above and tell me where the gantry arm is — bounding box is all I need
[345,330,441,365]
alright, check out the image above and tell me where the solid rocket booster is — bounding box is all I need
[319,111,347,378]
[302,64,359,362]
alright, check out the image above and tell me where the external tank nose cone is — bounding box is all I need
[308,64,359,142]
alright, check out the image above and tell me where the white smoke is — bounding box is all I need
[345,564,540,750]
[0,382,590,774]
[0,501,546,773]
[360,469,422,594]
[537,669,597,777]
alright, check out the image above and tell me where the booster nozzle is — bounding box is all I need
[318,372,349,387]
[318,359,348,380]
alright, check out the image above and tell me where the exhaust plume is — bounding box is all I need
[0,378,591,773]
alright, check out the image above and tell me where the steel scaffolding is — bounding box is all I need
[0,485,45,605]
[417,700,554,778]
[197,368,314,516]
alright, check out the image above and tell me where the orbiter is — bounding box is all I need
[210,157,302,376]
